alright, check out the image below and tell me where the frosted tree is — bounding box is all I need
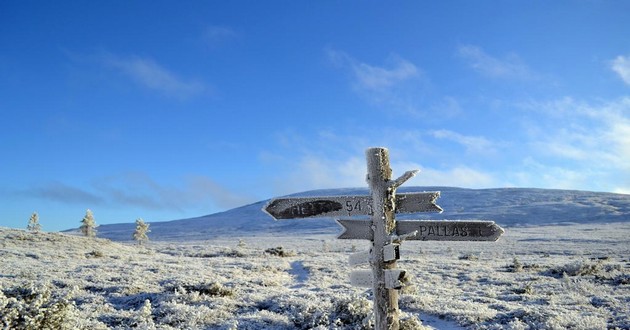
[133,218,150,245]
[80,209,97,237]
[27,212,42,232]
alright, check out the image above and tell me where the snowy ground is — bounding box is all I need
[1,223,629,329]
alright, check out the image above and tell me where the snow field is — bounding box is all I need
[1,223,628,329]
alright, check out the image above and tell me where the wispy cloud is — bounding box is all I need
[94,172,253,210]
[518,97,630,192]
[102,53,210,98]
[21,173,253,212]
[457,45,535,80]
[326,49,431,115]
[327,50,419,92]
[202,26,237,47]
[20,181,104,205]
[415,166,497,188]
[429,129,497,155]
[611,55,630,85]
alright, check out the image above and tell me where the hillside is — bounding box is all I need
[92,187,630,242]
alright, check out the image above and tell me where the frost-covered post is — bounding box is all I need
[133,218,150,245]
[80,209,97,237]
[27,212,41,232]
[366,147,400,330]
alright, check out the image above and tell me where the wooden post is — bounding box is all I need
[366,147,399,330]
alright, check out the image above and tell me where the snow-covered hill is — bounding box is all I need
[93,187,630,242]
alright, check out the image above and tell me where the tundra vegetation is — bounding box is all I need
[0,223,630,329]
[0,222,628,329]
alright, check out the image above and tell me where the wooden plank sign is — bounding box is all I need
[350,269,407,289]
[348,244,399,266]
[337,219,505,241]
[263,192,442,220]
[349,249,371,267]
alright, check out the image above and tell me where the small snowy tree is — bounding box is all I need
[27,211,42,232]
[133,218,150,245]
[80,209,97,237]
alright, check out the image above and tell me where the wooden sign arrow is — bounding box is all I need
[337,219,505,241]
[350,269,407,289]
[263,192,442,220]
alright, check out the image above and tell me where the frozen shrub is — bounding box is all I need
[85,250,104,258]
[265,246,296,257]
[399,315,429,330]
[459,253,479,261]
[181,282,235,297]
[237,239,247,248]
[548,260,601,277]
[80,209,97,237]
[331,295,373,329]
[133,218,151,245]
[0,283,80,329]
[511,257,523,273]
[512,282,533,295]
[134,299,155,329]
[26,212,41,233]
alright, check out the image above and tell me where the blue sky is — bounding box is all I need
[1,1,629,231]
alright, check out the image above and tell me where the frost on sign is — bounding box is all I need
[263,192,442,220]
[337,219,504,241]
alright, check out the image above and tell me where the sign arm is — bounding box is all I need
[389,170,419,190]
[390,230,418,244]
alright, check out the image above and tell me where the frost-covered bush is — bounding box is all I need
[257,293,374,329]
[26,212,41,233]
[510,257,523,272]
[547,260,601,277]
[133,218,150,245]
[331,295,373,329]
[265,246,296,257]
[80,209,97,237]
[180,282,235,297]
[0,283,80,330]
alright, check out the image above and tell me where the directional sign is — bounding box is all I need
[337,219,505,241]
[263,192,442,220]
[350,269,407,289]
[349,244,399,266]
[349,249,371,267]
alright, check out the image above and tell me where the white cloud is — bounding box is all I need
[326,49,434,116]
[429,129,496,155]
[530,97,629,164]
[327,49,419,91]
[611,55,630,85]
[103,54,209,98]
[352,57,418,91]
[275,155,367,194]
[202,26,237,48]
[518,97,630,192]
[414,166,496,188]
[457,45,534,80]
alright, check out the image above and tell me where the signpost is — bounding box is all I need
[264,192,442,220]
[337,219,504,241]
[263,147,505,330]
